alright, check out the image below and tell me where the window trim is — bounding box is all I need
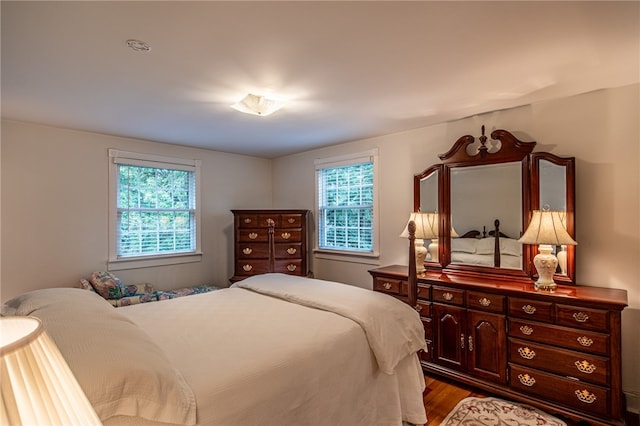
[108,149,202,270]
[314,149,380,260]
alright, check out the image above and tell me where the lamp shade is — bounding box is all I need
[400,212,438,240]
[0,317,102,426]
[518,210,577,246]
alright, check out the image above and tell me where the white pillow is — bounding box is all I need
[475,238,495,255]
[2,288,196,425]
[500,238,522,257]
[450,238,477,254]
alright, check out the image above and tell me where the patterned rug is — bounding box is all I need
[441,396,567,425]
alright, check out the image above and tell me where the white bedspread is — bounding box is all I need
[234,273,427,374]
[113,274,427,426]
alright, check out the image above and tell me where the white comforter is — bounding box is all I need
[116,273,427,426]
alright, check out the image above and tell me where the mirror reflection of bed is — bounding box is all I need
[450,219,522,269]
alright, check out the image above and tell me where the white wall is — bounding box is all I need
[1,120,273,300]
[272,84,640,412]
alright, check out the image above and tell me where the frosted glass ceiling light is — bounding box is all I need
[231,93,284,116]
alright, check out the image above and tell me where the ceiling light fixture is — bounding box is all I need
[126,39,151,52]
[231,93,284,116]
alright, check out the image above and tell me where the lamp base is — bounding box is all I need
[533,244,558,292]
[415,240,427,274]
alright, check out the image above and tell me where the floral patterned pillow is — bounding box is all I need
[109,293,158,307]
[89,271,125,300]
[122,283,156,297]
[79,278,96,293]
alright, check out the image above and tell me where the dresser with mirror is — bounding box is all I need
[369,127,627,426]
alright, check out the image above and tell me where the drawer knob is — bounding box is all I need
[575,390,597,404]
[287,247,297,255]
[518,373,536,387]
[244,218,252,224]
[573,312,589,323]
[577,336,594,347]
[415,304,423,313]
[518,347,536,360]
[519,325,534,335]
[287,264,297,272]
[383,282,392,290]
[248,232,258,240]
[242,247,253,255]
[522,304,537,315]
[479,297,491,307]
[281,232,292,240]
[575,360,596,374]
[266,218,275,226]
[242,264,253,272]
[443,292,454,301]
[288,218,296,224]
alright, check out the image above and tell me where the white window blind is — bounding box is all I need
[315,150,378,256]
[108,149,202,269]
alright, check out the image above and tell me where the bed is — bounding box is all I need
[2,273,428,426]
[450,220,522,269]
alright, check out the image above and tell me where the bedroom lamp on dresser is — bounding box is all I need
[230,209,310,282]
[370,127,628,426]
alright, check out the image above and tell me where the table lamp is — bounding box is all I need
[518,209,577,291]
[401,212,439,273]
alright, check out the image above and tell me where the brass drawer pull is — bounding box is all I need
[415,304,423,313]
[242,247,253,255]
[286,247,297,255]
[518,347,536,360]
[575,360,596,374]
[287,218,296,224]
[242,264,253,272]
[460,334,465,349]
[518,373,536,387]
[248,232,258,240]
[243,218,252,224]
[577,336,594,347]
[519,325,534,335]
[287,264,297,272]
[383,282,392,290]
[575,390,597,404]
[522,304,537,314]
[573,312,589,323]
[468,336,473,352]
[443,292,454,301]
[281,232,291,240]
[479,297,491,307]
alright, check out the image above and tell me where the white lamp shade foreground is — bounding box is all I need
[401,212,439,272]
[0,317,102,426]
[518,210,577,291]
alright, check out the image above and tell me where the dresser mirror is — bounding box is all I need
[414,127,576,284]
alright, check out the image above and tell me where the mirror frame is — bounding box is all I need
[413,127,577,284]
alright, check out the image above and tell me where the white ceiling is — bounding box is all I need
[2,1,638,158]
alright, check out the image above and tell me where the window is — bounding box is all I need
[108,149,202,270]
[315,150,379,258]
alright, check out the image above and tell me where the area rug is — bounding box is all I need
[441,396,567,426]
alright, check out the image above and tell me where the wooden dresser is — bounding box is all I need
[230,210,309,283]
[369,265,628,426]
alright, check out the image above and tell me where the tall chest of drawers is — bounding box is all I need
[230,210,309,283]
[369,265,628,426]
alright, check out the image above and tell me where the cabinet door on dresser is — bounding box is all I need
[467,310,507,384]
[433,303,466,370]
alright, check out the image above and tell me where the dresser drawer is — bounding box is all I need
[234,260,272,276]
[556,304,609,332]
[432,286,465,306]
[281,214,304,228]
[275,259,303,275]
[237,243,270,259]
[274,229,302,243]
[238,214,259,228]
[273,243,302,259]
[373,277,402,295]
[509,319,609,355]
[238,229,269,242]
[467,291,505,313]
[257,214,280,227]
[415,300,431,317]
[509,364,609,417]
[508,338,609,386]
[508,297,554,323]
[401,281,424,298]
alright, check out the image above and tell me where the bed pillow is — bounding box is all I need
[79,278,96,292]
[450,238,477,254]
[2,288,196,425]
[475,238,496,255]
[89,271,125,300]
[500,238,522,257]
